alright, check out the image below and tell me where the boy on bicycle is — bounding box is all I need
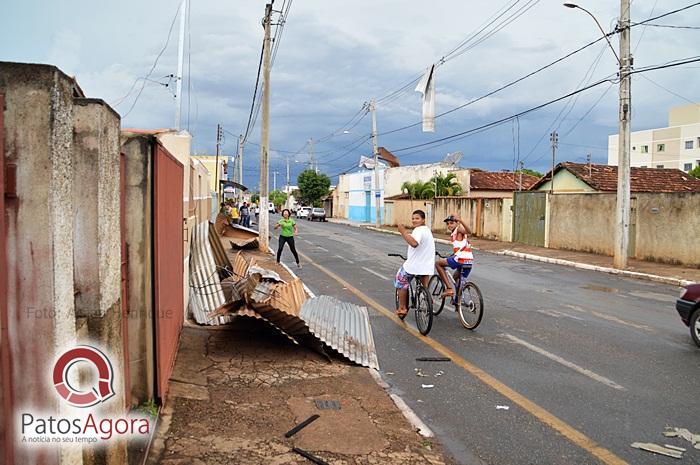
[394,210,436,319]
[436,214,473,298]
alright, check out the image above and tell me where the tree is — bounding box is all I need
[297,169,331,207]
[269,190,288,208]
[431,172,463,196]
[518,168,543,178]
[401,180,434,200]
[251,193,260,204]
[688,165,700,179]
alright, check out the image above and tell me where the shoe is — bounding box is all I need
[297,262,302,269]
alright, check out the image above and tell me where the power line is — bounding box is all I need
[119,2,182,117]
[636,22,700,30]
[637,74,698,104]
[241,40,265,143]
[633,1,700,26]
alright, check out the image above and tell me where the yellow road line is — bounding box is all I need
[299,250,628,465]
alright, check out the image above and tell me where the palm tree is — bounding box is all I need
[431,172,463,197]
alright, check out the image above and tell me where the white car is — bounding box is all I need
[296,207,311,219]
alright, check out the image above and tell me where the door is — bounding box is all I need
[153,143,184,403]
[365,191,371,223]
[513,191,547,247]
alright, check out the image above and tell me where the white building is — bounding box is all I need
[608,104,700,172]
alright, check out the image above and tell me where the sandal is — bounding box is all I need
[441,290,454,299]
[395,309,408,320]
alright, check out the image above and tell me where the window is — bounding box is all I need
[657,144,665,152]
[685,140,694,150]
[684,163,692,171]
[640,145,649,153]
[656,164,665,169]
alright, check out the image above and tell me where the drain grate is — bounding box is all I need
[314,400,341,410]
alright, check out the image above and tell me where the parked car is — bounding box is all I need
[308,207,327,222]
[296,207,311,219]
[676,283,700,347]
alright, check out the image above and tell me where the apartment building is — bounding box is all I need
[608,104,700,172]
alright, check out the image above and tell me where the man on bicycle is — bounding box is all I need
[394,210,436,319]
[436,214,473,298]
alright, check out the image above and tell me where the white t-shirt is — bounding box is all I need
[403,225,436,275]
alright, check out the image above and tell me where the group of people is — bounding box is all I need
[221,200,259,228]
[394,209,473,320]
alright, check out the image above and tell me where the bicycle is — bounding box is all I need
[387,253,433,336]
[428,251,484,330]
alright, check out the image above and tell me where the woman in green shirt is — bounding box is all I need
[274,209,301,268]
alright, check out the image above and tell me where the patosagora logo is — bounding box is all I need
[53,346,115,408]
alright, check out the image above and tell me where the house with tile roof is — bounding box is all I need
[530,162,700,193]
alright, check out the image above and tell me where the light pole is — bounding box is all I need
[564,2,631,269]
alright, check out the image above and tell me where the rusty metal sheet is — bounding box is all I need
[231,251,250,280]
[300,295,379,370]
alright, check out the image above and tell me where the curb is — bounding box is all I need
[337,221,694,287]
[368,369,434,438]
[498,250,694,287]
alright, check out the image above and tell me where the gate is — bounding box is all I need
[0,93,14,465]
[153,143,184,402]
[513,191,547,247]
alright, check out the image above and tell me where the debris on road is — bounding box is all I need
[631,442,683,459]
[421,384,435,389]
[664,427,700,449]
[664,444,687,452]
[416,357,452,362]
[434,370,444,377]
[414,368,429,377]
[314,400,341,410]
[292,446,330,465]
[496,405,510,410]
[284,415,320,438]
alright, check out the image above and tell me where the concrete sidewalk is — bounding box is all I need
[146,244,456,465]
[326,218,700,286]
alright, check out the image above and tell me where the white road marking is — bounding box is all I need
[502,333,626,391]
[590,311,653,332]
[536,309,585,321]
[335,254,354,264]
[316,246,329,252]
[362,266,390,281]
[302,239,312,244]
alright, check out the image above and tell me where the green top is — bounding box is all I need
[278,218,296,237]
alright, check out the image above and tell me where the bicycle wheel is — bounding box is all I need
[427,275,446,315]
[414,286,434,336]
[458,282,483,330]
[394,288,400,311]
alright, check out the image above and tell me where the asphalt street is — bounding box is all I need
[271,215,700,465]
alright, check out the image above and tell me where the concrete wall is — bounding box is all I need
[72,98,127,464]
[383,162,453,198]
[548,193,616,256]
[431,197,512,242]
[335,175,350,219]
[346,169,385,223]
[0,62,82,465]
[120,135,155,406]
[635,192,700,266]
[383,199,432,227]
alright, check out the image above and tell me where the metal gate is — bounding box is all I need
[153,143,184,402]
[513,191,547,247]
[0,93,14,465]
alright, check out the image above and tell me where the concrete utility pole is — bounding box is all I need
[308,138,316,173]
[272,171,278,191]
[215,124,222,200]
[286,157,290,191]
[258,2,272,252]
[237,134,244,187]
[587,153,592,178]
[614,0,632,269]
[370,98,381,227]
[519,160,524,191]
[550,131,558,194]
[174,0,187,130]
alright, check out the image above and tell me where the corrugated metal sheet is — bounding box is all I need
[248,265,285,282]
[231,252,250,280]
[208,221,232,271]
[189,222,232,325]
[300,296,379,370]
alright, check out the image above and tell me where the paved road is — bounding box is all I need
[272,216,699,465]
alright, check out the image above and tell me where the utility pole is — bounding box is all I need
[174,0,187,130]
[587,153,592,178]
[614,0,632,269]
[215,124,222,200]
[550,131,558,194]
[237,134,244,187]
[258,2,272,252]
[370,98,381,226]
[286,157,290,191]
[272,171,278,191]
[519,160,524,191]
[308,138,316,173]
[286,157,291,209]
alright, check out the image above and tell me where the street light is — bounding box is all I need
[563,2,632,269]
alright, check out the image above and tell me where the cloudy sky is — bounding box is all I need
[2,0,699,188]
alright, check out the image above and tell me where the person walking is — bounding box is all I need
[240,202,250,228]
[274,209,301,268]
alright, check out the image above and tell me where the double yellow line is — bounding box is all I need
[299,250,627,465]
